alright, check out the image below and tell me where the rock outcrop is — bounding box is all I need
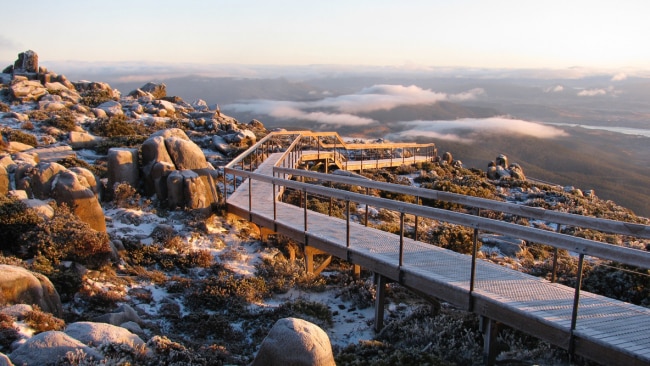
[51,170,106,232]
[8,331,102,366]
[487,154,526,181]
[140,128,220,211]
[12,160,105,231]
[251,317,335,366]
[64,321,145,348]
[0,265,63,317]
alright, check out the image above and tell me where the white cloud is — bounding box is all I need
[385,117,568,142]
[577,88,607,97]
[224,84,485,125]
[225,100,375,126]
[544,85,564,93]
[611,72,627,81]
[308,85,485,114]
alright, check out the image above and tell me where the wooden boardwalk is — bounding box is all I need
[227,152,650,366]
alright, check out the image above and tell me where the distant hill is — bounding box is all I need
[110,75,320,106]
[432,128,650,217]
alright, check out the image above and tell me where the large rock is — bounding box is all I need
[68,167,99,196]
[0,265,62,317]
[92,304,143,326]
[164,137,210,170]
[0,165,8,196]
[140,82,166,99]
[68,131,103,149]
[37,94,66,112]
[73,80,119,100]
[251,317,335,366]
[0,352,11,366]
[140,128,218,211]
[496,154,508,168]
[44,82,81,104]
[13,50,38,74]
[30,162,67,200]
[51,170,106,232]
[8,331,102,366]
[9,79,47,102]
[107,148,139,193]
[509,163,526,180]
[182,170,209,211]
[64,321,145,347]
[149,161,175,199]
[166,170,184,209]
[22,199,55,220]
[96,100,124,117]
[212,135,231,155]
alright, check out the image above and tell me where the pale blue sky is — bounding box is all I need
[1,0,649,70]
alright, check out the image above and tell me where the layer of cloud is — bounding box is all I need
[577,88,607,97]
[308,85,485,114]
[224,84,485,126]
[225,99,375,126]
[385,117,568,142]
[611,72,627,81]
[544,85,564,93]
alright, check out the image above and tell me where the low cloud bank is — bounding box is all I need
[225,99,375,126]
[224,84,485,126]
[385,117,568,142]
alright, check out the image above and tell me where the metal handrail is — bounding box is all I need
[225,167,650,269]
[275,167,650,239]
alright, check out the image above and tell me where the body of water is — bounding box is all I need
[545,123,650,137]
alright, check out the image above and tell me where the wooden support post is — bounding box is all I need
[353,264,361,279]
[481,316,500,366]
[374,273,387,332]
[313,255,332,275]
[305,246,314,274]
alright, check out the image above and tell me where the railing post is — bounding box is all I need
[248,176,252,221]
[376,148,379,169]
[328,181,333,216]
[360,149,364,173]
[272,182,277,221]
[569,253,585,357]
[469,208,481,311]
[365,187,370,227]
[551,224,562,283]
[346,199,351,248]
[399,211,405,267]
[414,196,420,241]
[223,169,228,201]
[303,188,308,232]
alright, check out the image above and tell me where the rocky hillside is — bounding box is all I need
[1,51,648,366]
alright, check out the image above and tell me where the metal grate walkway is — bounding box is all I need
[227,153,650,365]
